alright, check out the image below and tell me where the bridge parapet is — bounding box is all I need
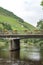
[0,30,43,35]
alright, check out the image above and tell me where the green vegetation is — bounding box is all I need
[0,7,43,50]
[36,20,43,47]
[0,7,36,49]
[23,19,43,47]
[0,7,36,31]
[41,0,43,6]
[37,19,43,30]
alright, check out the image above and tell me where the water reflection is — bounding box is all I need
[10,50,20,61]
[0,46,43,65]
[20,46,41,61]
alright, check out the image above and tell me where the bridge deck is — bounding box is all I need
[0,34,43,39]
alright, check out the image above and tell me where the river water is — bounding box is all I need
[0,43,43,65]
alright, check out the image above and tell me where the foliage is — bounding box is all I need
[37,19,43,30]
[36,19,43,47]
[41,0,43,6]
[0,39,9,50]
[0,22,12,30]
[2,22,12,30]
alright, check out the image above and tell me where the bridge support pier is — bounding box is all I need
[11,39,20,51]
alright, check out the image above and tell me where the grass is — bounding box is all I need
[0,15,28,30]
[0,14,36,34]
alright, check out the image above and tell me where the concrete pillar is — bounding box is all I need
[11,39,20,51]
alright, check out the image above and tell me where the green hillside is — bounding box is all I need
[0,7,36,33]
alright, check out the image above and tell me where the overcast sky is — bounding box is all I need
[0,0,43,26]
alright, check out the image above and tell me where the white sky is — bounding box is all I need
[0,0,43,26]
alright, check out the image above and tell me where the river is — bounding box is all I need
[0,43,43,65]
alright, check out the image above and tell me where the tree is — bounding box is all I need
[36,20,43,47]
[37,19,43,30]
[41,0,43,6]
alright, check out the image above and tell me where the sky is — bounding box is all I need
[0,0,43,27]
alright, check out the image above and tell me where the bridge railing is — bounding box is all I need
[0,30,43,35]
